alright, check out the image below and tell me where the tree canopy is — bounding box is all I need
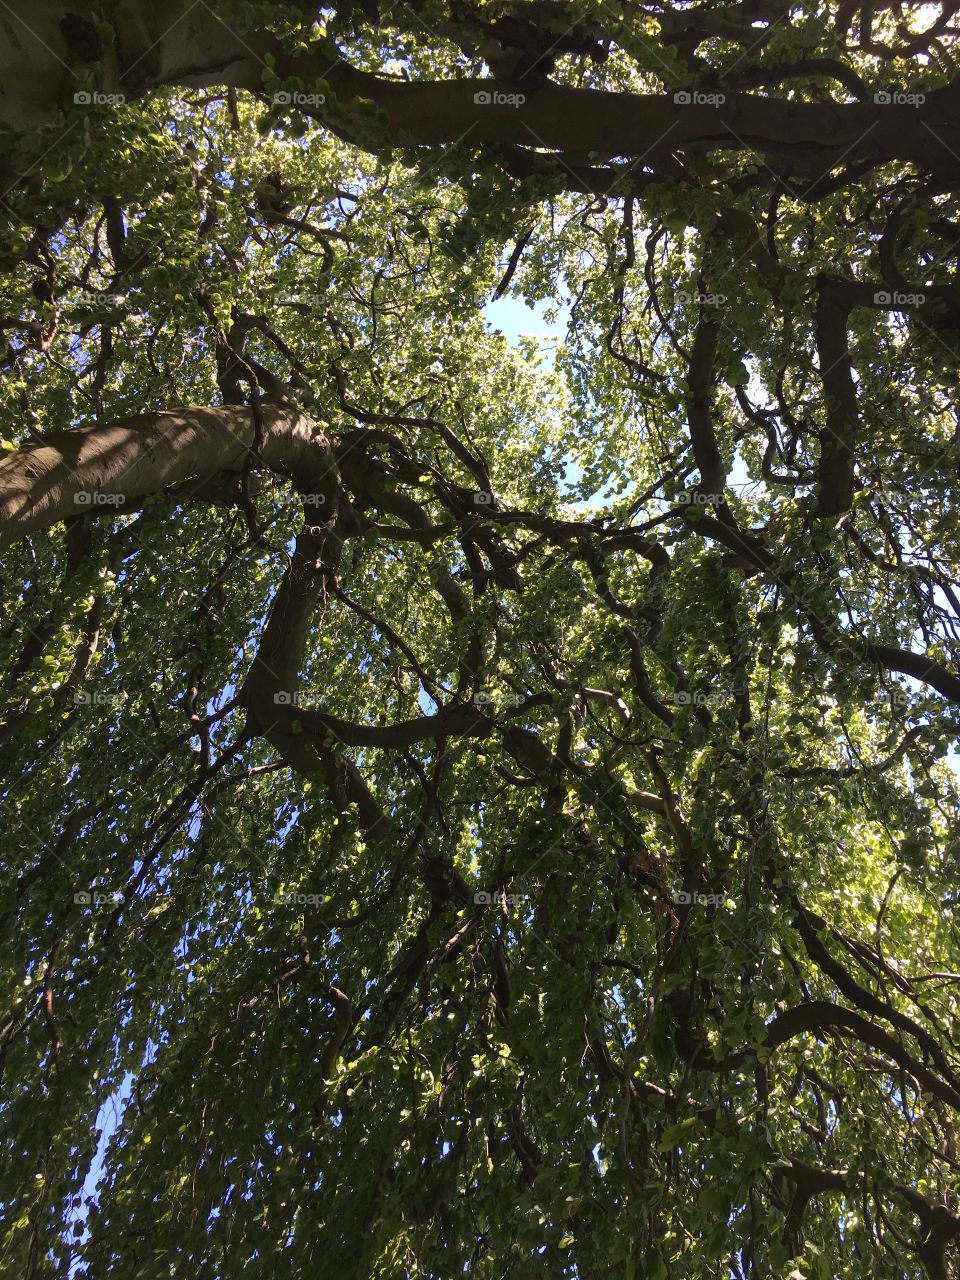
[1,2,960,1276]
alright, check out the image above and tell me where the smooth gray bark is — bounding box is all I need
[0,404,331,546]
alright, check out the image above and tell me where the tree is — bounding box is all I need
[1,1,959,1275]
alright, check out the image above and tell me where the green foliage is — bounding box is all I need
[1,4,960,1279]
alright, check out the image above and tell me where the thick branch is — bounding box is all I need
[0,404,330,547]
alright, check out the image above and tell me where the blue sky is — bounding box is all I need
[484,295,567,345]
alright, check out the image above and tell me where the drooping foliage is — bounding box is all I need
[1,3,960,1277]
